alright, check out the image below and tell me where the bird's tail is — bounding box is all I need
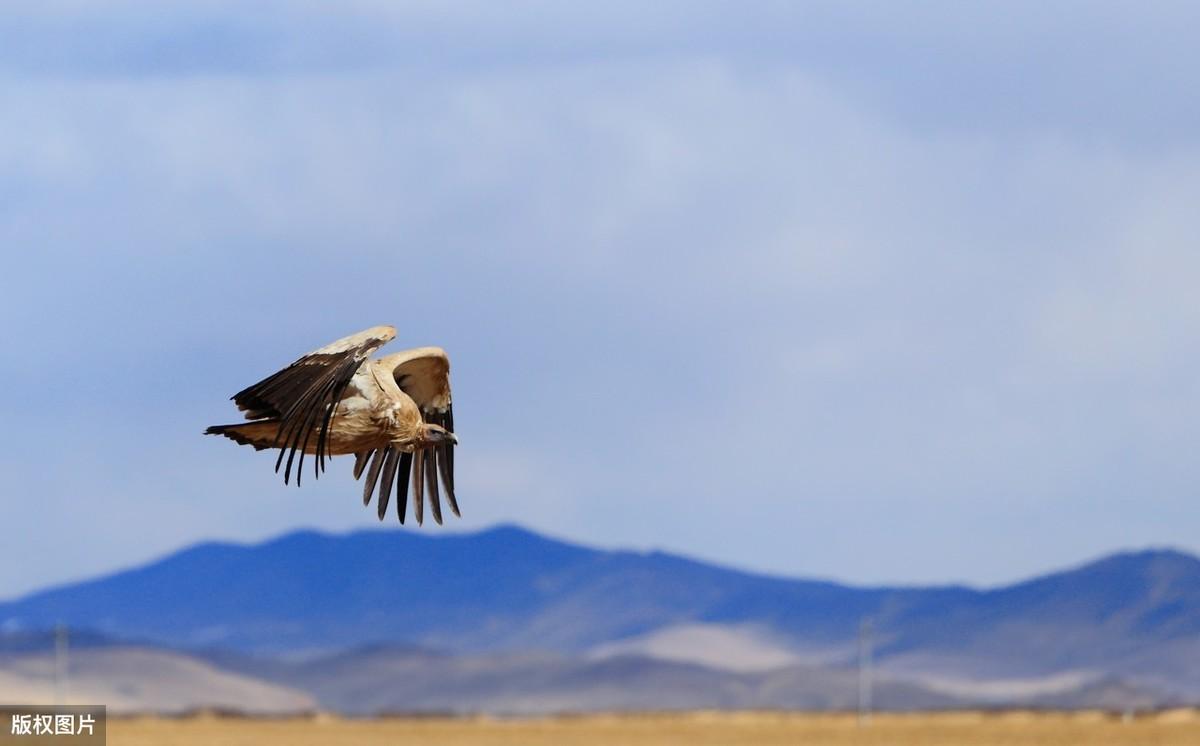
[205,420,282,451]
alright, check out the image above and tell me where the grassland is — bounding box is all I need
[109,710,1200,745]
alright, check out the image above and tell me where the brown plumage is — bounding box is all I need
[206,326,459,525]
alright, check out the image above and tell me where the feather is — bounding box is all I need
[437,445,459,517]
[273,361,351,482]
[205,421,280,451]
[378,347,458,521]
[362,448,387,506]
[427,448,443,525]
[444,404,455,494]
[378,448,400,521]
[396,451,413,524]
[227,327,394,487]
[412,450,425,526]
[422,407,458,516]
[278,359,359,484]
[281,375,342,485]
[352,450,373,480]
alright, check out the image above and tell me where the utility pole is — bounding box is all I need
[857,617,873,727]
[54,624,69,706]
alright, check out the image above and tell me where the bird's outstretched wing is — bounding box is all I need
[369,347,457,523]
[231,325,396,485]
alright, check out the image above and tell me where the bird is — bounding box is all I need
[205,325,458,525]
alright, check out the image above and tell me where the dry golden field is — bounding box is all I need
[108,710,1200,746]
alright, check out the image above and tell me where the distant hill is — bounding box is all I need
[1,525,1198,701]
[867,548,1200,698]
[0,526,879,653]
[0,645,313,714]
[203,645,964,715]
[0,632,1170,715]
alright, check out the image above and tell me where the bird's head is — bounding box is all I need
[420,423,458,447]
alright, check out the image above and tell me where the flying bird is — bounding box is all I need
[205,325,458,525]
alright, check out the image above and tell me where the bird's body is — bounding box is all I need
[213,360,425,455]
[206,326,459,524]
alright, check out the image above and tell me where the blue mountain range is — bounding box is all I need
[2,525,1197,698]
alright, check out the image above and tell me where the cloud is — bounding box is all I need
[1,3,1199,595]
[6,2,1199,143]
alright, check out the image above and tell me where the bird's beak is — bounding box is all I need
[450,433,459,446]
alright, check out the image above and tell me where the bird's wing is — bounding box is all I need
[379,347,458,522]
[231,325,396,485]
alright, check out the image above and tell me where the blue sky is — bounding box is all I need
[2,2,1199,596]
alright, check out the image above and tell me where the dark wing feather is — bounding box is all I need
[426,446,443,525]
[352,450,373,480]
[429,406,459,516]
[230,326,395,485]
[412,449,425,526]
[395,452,413,524]
[384,348,457,516]
[378,448,400,521]
[362,448,387,506]
[444,404,455,494]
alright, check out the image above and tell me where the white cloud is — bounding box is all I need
[1,3,1199,594]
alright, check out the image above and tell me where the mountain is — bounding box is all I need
[203,645,964,715]
[864,549,1200,697]
[0,633,1169,715]
[0,644,314,714]
[0,525,880,653]
[1,526,1198,701]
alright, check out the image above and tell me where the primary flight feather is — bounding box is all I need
[205,325,459,525]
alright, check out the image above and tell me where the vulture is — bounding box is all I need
[205,325,458,525]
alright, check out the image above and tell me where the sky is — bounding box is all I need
[2,1,1199,597]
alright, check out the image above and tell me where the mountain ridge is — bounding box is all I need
[2,525,1198,698]
[9,524,1191,604]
